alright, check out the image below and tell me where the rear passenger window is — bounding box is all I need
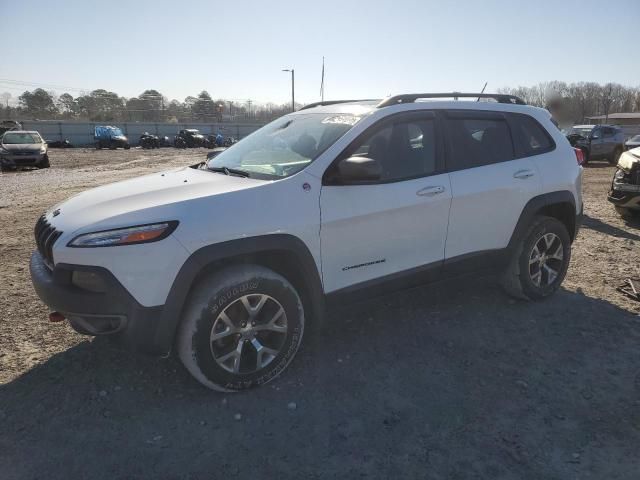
[603,127,615,138]
[510,114,554,156]
[447,116,514,169]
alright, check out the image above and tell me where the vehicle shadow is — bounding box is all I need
[581,213,640,240]
[583,161,614,169]
[1,281,640,480]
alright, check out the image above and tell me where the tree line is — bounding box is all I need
[1,89,295,124]
[2,81,640,125]
[498,81,640,124]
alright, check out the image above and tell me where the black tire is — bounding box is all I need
[124,144,131,150]
[614,205,640,219]
[610,148,622,165]
[501,216,571,301]
[177,265,305,392]
[38,155,50,169]
[95,141,102,150]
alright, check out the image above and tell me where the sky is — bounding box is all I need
[1,0,639,106]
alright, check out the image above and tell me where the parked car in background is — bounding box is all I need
[46,139,73,148]
[175,129,206,148]
[625,134,640,151]
[139,132,160,149]
[94,126,130,150]
[0,120,22,136]
[205,133,237,149]
[0,130,49,170]
[608,146,640,218]
[566,124,625,164]
[29,92,583,391]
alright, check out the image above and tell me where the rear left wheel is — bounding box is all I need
[177,265,305,391]
[501,216,571,300]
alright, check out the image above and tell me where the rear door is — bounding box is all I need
[442,110,543,267]
[320,111,451,293]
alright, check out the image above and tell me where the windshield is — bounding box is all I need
[207,113,362,178]
[567,127,594,137]
[628,135,640,143]
[3,132,42,144]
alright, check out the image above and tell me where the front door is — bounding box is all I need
[590,126,605,159]
[320,112,452,293]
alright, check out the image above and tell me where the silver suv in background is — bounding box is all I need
[0,130,50,170]
[566,124,625,165]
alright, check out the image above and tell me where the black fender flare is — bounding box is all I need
[507,190,579,253]
[151,234,324,354]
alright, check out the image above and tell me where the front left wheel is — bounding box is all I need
[177,265,305,391]
[38,155,50,169]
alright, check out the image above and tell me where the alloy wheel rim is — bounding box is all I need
[528,232,564,287]
[210,294,288,374]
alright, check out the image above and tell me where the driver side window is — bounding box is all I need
[348,117,438,182]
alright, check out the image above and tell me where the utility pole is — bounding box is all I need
[282,68,295,112]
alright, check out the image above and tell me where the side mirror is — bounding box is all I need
[591,132,600,140]
[336,156,382,182]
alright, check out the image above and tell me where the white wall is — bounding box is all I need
[21,121,265,146]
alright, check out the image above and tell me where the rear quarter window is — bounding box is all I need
[509,113,555,157]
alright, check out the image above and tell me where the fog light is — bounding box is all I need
[71,270,107,293]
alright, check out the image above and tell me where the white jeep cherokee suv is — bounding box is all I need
[30,93,583,391]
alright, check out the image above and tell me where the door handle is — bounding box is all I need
[416,185,445,196]
[513,169,535,180]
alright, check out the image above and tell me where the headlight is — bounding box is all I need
[40,145,47,153]
[68,221,178,247]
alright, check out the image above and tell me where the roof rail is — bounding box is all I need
[376,92,526,108]
[298,99,380,111]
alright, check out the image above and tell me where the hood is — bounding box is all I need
[2,143,42,151]
[48,166,266,234]
[618,147,640,171]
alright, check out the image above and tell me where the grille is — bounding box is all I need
[34,215,63,269]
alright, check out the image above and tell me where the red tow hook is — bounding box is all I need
[49,312,66,323]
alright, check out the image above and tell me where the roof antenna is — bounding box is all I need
[477,82,488,101]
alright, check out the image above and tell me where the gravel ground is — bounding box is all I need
[1,149,639,479]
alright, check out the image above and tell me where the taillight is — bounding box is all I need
[574,147,585,165]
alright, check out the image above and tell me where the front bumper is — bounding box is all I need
[608,167,640,210]
[29,251,167,354]
[608,189,640,209]
[1,152,46,167]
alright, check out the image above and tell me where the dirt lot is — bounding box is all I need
[1,148,639,479]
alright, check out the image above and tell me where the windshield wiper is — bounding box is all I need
[208,166,251,178]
